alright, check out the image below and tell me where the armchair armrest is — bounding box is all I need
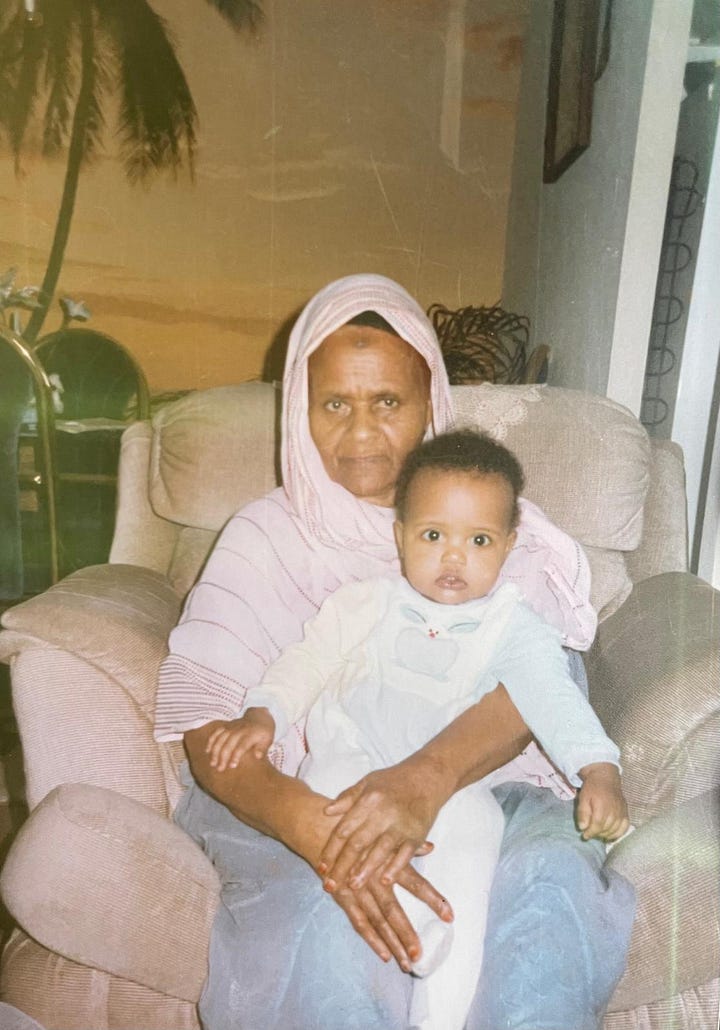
[0,564,182,719]
[0,565,185,811]
[1,783,220,1002]
[586,572,720,824]
[605,788,719,1012]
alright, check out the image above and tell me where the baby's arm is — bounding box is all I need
[207,581,379,774]
[576,762,629,841]
[206,707,276,772]
[248,579,383,734]
[491,606,629,837]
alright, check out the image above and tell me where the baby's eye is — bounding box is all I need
[472,534,491,547]
[422,529,441,542]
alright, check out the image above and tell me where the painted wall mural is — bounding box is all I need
[1,0,528,391]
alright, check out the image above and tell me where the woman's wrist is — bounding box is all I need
[398,747,459,820]
[185,722,334,859]
[405,686,533,800]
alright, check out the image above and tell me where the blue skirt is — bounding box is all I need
[175,775,635,1030]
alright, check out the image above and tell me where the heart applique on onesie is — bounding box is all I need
[394,605,480,681]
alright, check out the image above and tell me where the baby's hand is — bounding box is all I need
[206,708,275,772]
[576,762,630,842]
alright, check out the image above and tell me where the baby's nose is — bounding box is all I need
[442,542,466,564]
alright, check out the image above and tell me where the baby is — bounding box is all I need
[206,429,629,1030]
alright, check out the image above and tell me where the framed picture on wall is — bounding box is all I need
[543,0,603,183]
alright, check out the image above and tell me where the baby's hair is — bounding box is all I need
[395,429,525,527]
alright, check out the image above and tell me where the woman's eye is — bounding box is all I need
[422,529,440,542]
[380,397,399,408]
[325,399,344,412]
[472,534,491,547]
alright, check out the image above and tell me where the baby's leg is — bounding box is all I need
[399,785,505,1030]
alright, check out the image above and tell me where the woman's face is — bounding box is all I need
[308,324,432,507]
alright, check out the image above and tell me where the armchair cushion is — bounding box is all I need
[0,936,201,1030]
[452,384,651,618]
[587,572,720,824]
[110,420,183,575]
[0,564,181,720]
[150,383,279,532]
[606,788,720,1011]
[1,784,219,1002]
[0,565,184,811]
[625,440,687,584]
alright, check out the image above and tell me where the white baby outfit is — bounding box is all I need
[248,576,620,1030]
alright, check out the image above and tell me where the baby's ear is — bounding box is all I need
[393,520,405,557]
[506,529,517,555]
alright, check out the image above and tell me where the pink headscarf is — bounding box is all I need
[281,273,454,563]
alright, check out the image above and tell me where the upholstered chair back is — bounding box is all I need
[110,381,687,616]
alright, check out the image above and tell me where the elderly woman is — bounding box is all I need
[155,274,634,1030]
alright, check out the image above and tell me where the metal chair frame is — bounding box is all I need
[1,325,149,588]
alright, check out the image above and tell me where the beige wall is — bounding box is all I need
[0,0,527,392]
[503,0,690,403]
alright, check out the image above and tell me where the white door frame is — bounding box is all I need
[605,0,693,417]
[673,94,720,577]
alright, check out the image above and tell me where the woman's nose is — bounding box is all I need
[348,407,375,439]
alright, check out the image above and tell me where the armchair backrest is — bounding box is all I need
[110,381,688,619]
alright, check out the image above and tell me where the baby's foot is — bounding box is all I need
[411,918,454,978]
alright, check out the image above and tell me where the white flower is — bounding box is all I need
[59,296,91,322]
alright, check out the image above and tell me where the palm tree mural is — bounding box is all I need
[0,0,262,342]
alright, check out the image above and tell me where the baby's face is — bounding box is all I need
[394,468,517,605]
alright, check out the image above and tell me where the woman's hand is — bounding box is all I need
[318,684,531,891]
[185,721,451,969]
[318,754,455,892]
[327,856,453,971]
[279,767,452,972]
[282,773,452,970]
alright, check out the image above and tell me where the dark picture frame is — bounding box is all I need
[543,0,603,183]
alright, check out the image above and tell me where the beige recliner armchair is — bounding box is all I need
[0,381,717,1030]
